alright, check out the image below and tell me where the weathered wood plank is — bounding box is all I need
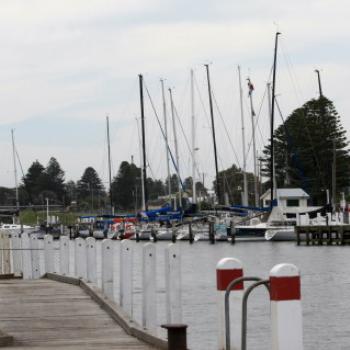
[0,279,156,349]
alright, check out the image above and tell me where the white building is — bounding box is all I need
[261,188,309,209]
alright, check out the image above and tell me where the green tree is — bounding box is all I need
[40,157,65,202]
[165,174,179,194]
[214,164,259,205]
[77,167,105,210]
[147,178,165,200]
[111,161,142,210]
[23,160,45,204]
[182,176,207,198]
[262,96,350,205]
[77,167,104,198]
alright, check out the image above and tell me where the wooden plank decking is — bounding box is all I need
[0,279,155,349]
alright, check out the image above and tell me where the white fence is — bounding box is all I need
[0,232,182,335]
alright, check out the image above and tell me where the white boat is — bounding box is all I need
[236,188,323,241]
[265,226,295,241]
[0,223,32,230]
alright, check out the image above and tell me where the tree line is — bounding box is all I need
[0,158,208,212]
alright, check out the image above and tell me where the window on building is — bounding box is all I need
[286,199,299,207]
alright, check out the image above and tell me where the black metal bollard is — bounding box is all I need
[161,324,188,350]
[171,229,176,243]
[189,223,194,244]
[209,222,215,244]
[230,221,236,244]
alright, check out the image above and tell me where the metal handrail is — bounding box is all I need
[241,280,270,350]
[224,276,262,350]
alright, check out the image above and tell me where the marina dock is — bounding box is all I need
[0,278,157,349]
[296,225,350,245]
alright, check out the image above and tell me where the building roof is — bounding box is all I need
[261,188,310,200]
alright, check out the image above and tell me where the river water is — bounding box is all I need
[132,241,350,350]
[57,239,350,349]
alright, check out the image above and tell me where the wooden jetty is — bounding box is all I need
[296,225,350,246]
[0,277,159,349]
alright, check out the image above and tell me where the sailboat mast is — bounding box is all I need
[238,66,248,206]
[314,69,323,97]
[135,118,145,211]
[11,129,19,211]
[106,116,113,214]
[267,82,277,200]
[247,78,259,207]
[139,74,149,211]
[270,32,281,207]
[191,69,197,204]
[169,88,182,209]
[205,64,221,205]
[139,74,148,210]
[161,79,172,204]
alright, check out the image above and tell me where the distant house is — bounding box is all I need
[261,188,310,209]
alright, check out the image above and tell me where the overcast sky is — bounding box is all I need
[0,0,349,189]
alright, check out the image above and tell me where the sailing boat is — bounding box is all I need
[0,130,34,233]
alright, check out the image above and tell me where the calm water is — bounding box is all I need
[52,240,350,349]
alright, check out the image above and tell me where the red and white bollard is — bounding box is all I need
[216,257,244,350]
[270,263,303,350]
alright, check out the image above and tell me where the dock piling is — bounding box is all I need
[161,324,188,350]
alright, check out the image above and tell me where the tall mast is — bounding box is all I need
[247,78,259,207]
[161,79,172,204]
[314,69,323,98]
[267,82,277,199]
[169,88,182,209]
[270,32,281,207]
[136,118,145,211]
[139,74,148,211]
[205,64,221,205]
[106,115,113,213]
[332,140,336,211]
[238,66,248,206]
[11,129,19,211]
[191,69,197,204]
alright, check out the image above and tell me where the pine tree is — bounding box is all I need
[23,160,45,203]
[40,157,66,202]
[111,161,142,210]
[262,96,350,205]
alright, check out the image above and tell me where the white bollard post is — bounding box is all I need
[101,239,113,299]
[2,233,11,274]
[11,232,22,275]
[120,239,133,316]
[59,236,69,275]
[22,233,32,279]
[31,236,41,279]
[86,237,97,284]
[142,242,157,330]
[270,263,303,350]
[75,237,87,279]
[44,234,55,273]
[216,257,244,350]
[165,243,182,324]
